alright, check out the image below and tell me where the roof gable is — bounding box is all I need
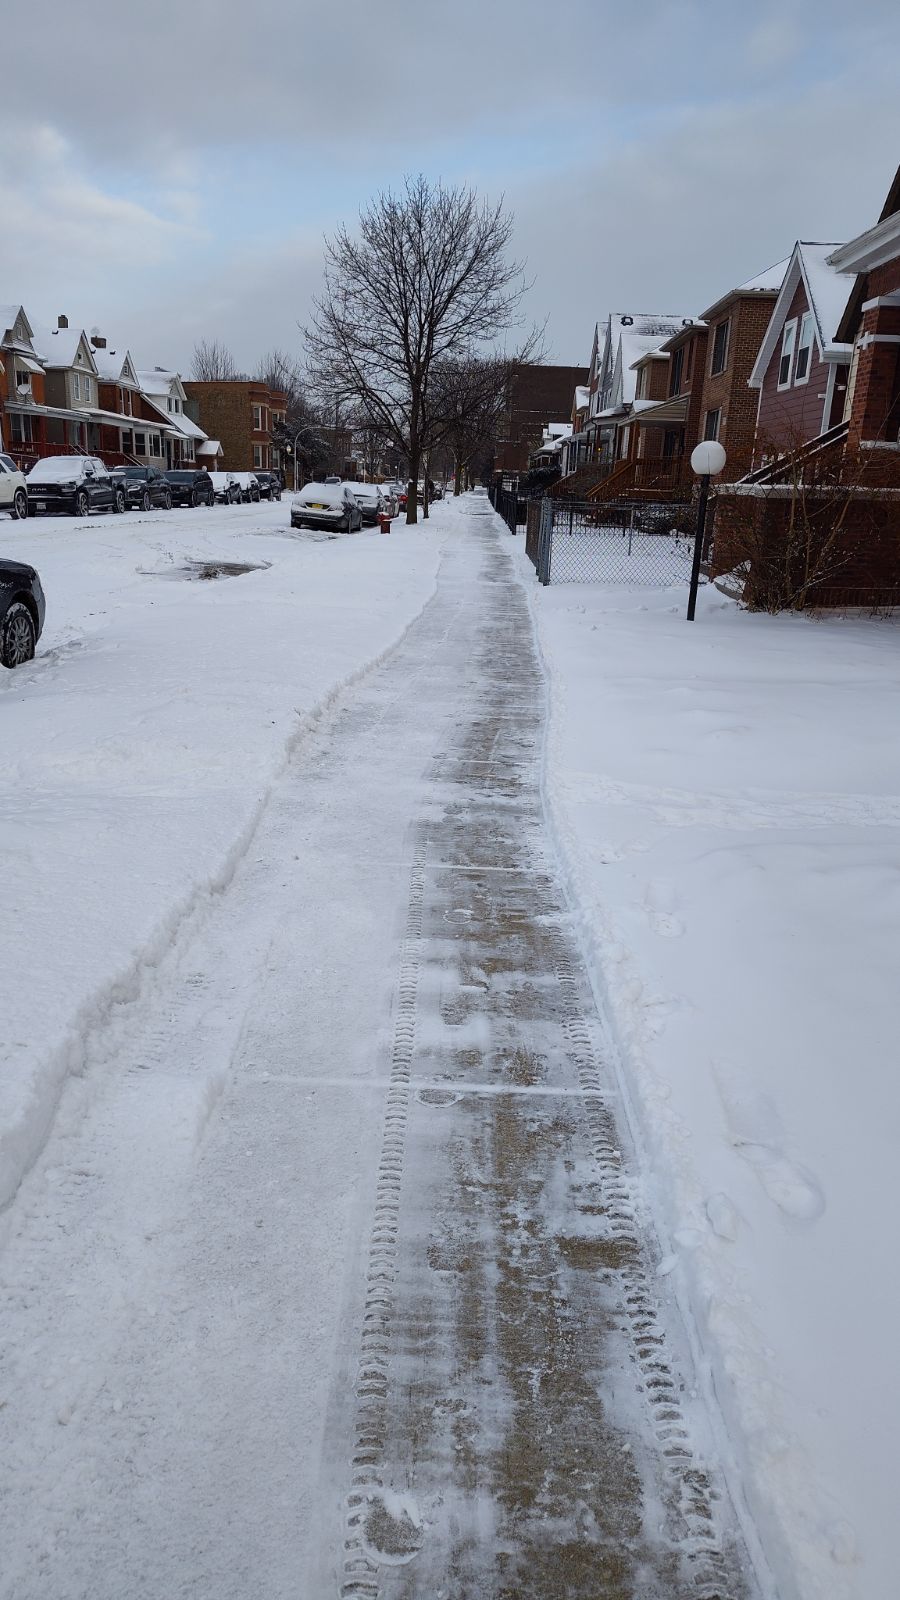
[749,243,853,388]
[33,324,99,374]
[0,305,37,350]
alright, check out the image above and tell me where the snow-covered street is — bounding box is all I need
[0,496,763,1598]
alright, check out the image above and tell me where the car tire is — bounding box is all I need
[141,489,151,512]
[114,489,126,514]
[0,602,36,668]
[11,488,27,520]
[164,491,172,510]
[75,490,89,517]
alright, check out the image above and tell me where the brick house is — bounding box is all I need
[0,305,51,461]
[712,173,900,608]
[748,242,853,457]
[581,313,696,467]
[182,380,287,475]
[828,166,900,447]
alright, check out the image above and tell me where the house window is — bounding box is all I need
[703,408,721,441]
[685,339,694,382]
[778,319,797,388]
[253,444,264,468]
[73,373,80,400]
[794,312,814,385]
[83,377,92,404]
[710,319,730,375]
[151,434,162,456]
[669,346,684,396]
[135,432,146,455]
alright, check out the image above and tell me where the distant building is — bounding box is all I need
[494,363,588,473]
[183,379,287,474]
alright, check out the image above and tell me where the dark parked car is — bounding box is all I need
[111,465,172,511]
[26,456,126,518]
[0,556,45,668]
[164,469,215,507]
[253,471,282,501]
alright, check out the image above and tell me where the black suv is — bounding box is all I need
[164,469,215,507]
[253,471,282,502]
[26,456,126,518]
[1,557,46,668]
[111,465,173,511]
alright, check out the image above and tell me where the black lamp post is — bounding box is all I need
[687,440,727,621]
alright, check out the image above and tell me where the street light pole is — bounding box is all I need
[687,440,727,622]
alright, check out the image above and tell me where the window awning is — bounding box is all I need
[634,396,689,427]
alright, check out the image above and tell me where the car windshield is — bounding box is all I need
[167,472,195,482]
[27,457,91,482]
[117,468,147,479]
[300,483,344,506]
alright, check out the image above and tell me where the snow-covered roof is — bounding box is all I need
[749,242,854,387]
[0,305,34,347]
[32,324,98,372]
[544,422,572,440]
[142,394,207,440]
[574,385,590,409]
[196,438,222,456]
[737,257,791,294]
[92,347,139,385]
[136,368,187,401]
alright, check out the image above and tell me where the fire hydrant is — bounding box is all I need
[378,512,392,535]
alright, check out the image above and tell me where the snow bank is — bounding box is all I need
[0,501,449,1214]
[517,548,900,1600]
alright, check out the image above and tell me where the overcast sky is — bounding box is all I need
[5,0,900,377]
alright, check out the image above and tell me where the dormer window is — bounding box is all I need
[167,397,173,412]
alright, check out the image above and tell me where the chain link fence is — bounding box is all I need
[525,497,702,587]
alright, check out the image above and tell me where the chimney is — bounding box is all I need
[57,314,68,330]
[91,334,107,349]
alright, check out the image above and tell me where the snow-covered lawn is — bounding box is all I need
[520,548,900,1600]
[0,498,448,1217]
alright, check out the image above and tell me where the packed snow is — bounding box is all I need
[0,497,447,1215]
[517,541,900,1600]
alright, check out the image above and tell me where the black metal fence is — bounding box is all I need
[525,497,703,587]
[489,478,526,533]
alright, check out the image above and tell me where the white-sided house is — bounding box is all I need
[748,242,853,457]
[31,320,111,458]
[528,422,573,471]
[560,385,591,475]
[585,313,699,466]
[135,368,208,468]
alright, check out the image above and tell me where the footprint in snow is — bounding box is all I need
[734,1142,825,1220]
[644,878,685,938]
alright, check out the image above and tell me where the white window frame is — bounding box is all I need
[794,311,814,386]
[704,407,721,442]
[778,318,798,389]
[253,444,264,468]
[134,431,147,456]
[73,372,80,400]
[151,434,162,456]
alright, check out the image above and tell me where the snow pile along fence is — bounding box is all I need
[526,496,700,586]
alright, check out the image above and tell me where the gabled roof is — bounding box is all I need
[749,243,853,388]
[93,347,139,386]
[136,367,187,402]
[831,164,900,344]
[0,305,36,350]
[33,324,99,373]
[142,394,207,440]
[700,257,788,324]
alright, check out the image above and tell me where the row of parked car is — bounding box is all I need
[289,476,443,532]
[0,454,283,519]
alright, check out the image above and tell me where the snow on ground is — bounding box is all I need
[0,497,448,1219]
[516,542,900,1600]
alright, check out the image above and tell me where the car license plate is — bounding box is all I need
[310,502,328,510]
[35,501,46,510]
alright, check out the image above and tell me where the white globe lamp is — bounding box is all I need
[690,440,727,477]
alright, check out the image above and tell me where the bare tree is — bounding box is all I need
[191,338,241,381]
[305,175,529,523]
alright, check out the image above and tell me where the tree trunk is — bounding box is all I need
[422,457,430,520]
[406,427,420,523]
[454,451,462,495]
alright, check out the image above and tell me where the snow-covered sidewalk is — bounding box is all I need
[0,499,448,1217]
[519,545,900,1600]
